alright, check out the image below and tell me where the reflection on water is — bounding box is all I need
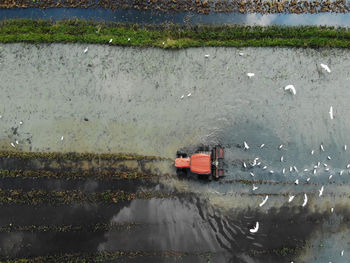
[97,196,350,263]
[2,8,350,27]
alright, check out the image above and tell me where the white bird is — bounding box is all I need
[280,156,284,162]
[128,38,130,41]
[313,169,317,174]
[247,73,255,78]
[250,222,259,233]
[329,106,334,120]
[325,167,330,171]
[340,170,344,175]
[331,207,334,213]
[252,159,257,167]
[320,144,324,151]
[294,179,299,185]
[187,93,192,97]
[243,141,249,150]
[61,136,64,141]
[307,177,311,182]
[260,144,265,148]
[317,162,321,167]
[0,115,2,119]
[84,47,88,53]
[15,140,18,145]
[257,162,261,166]
[282,168,286,174]
[347,164,350,169]
[250,172,255,177]
[109,39,113,43]
[10,142,15,148]
[341,250,344,256]
[289,166,293,172]
[304,168,309,172]
[293,166,299,172]
[320,63,331,73]
[262,166,267,170]
[344,145,347,151]
[329,174,333,180]
[311,150,314,155]
[288,195,295,203]
[319,186,324,196]
[269,170,274,174]
[302,194,308,207]
[252,184,258,191]
[19,121,23,125]
[323,163,328,167]
[239,52,244,56]
[327,156,331,160]
[259,195,269,207]
[279,144,283,149]
[180,95,184,99]
[162,42,165,45]
[243,162,247,168]
[284,85,296,95]
[204,54,210,58]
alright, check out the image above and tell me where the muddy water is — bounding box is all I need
[2,44,350,158]
[2,44,350,261]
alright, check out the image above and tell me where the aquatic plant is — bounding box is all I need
[0,189,180,204]
[0,150,168,161]
[0,169,165,180]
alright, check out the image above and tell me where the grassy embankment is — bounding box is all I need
[1,19,350,48]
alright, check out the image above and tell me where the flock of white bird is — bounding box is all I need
[239,61,345,257]
[246,138,345,234]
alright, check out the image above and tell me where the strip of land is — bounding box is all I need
[0,0,349,14]
[1,19,350,48]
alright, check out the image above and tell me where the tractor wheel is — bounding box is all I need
[218,158,224,169]
[176,151,187,158]
[176,168,187,177]
[197,146,204,152]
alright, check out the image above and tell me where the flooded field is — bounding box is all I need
[3,8,350,27]
[1,44,350,262]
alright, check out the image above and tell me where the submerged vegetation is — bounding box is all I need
[0,150,167,161]
[4,251,208,263]
[0,189,178,204]
[1,19,350,48]
[0,169,163,180]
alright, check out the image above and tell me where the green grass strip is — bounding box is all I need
[1,19,350,48]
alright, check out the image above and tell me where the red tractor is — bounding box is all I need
[175,145,224,179]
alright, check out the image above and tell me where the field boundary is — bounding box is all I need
[1,19,350,48]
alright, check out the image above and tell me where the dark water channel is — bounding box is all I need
[2,8,350,26]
